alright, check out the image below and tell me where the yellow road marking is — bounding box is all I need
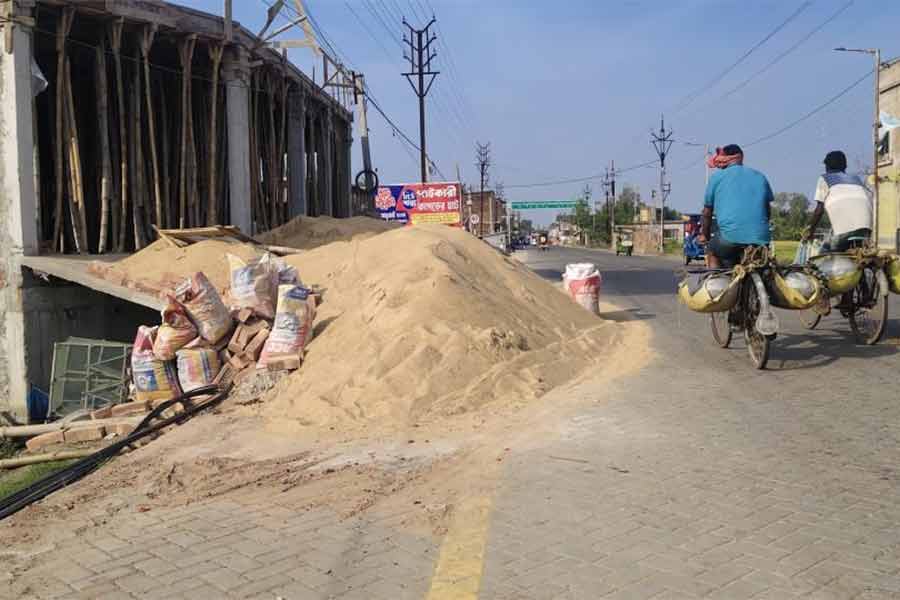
[425,495,494,600]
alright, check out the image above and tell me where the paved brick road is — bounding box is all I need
[478,248,900,599]
[3,247,900,599]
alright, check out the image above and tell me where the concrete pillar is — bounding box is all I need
[306,111,316,216]
[0,14,39,421]
[287,86,307,218]
[341,119,353,216]
[223,45,252,235]
[323,108,334,216]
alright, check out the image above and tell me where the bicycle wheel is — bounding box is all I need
[710,311,732,348]
[849,267,888,345]
[743,280,770,369]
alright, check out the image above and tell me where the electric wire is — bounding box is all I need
[673,2,812,112]
[506,159,659,189]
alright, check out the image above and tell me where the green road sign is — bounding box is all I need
[510,201,577,210]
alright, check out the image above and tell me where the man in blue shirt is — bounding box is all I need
[698,144,773,268]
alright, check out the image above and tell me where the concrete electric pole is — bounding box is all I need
[651,115,674,254]
[475,142,490,237]
[609,160,616,248]
[834,46,882,246]
[403,18,439,183]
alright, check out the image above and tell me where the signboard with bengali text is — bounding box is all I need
[374,182,462,226]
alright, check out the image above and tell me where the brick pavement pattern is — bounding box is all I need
[2,492,438,600]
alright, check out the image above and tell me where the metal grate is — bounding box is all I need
[49,338,132,418]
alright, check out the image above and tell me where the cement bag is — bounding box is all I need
[152,298,197,360]
[767,269,823,310]
[174,272,232,343]
[259,285,316,367]
[175,347,221,392]
[809,254,861,295]
[563,263,601,315]
[228,253,278,320]
[885,256,900,294]
[677,271,742,313]
[132,325,182,403]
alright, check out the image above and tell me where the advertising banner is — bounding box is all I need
[374,182,462,226]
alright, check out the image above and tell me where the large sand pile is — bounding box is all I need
[257,215,399,249]
[252,225,621,432]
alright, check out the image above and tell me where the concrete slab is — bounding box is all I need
[21,255,163,311]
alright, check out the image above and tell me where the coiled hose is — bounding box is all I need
[0,383,230,521]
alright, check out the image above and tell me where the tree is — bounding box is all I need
[771,192,813,240]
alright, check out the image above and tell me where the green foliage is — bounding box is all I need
[771,192,816,240]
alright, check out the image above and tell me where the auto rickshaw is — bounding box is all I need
[615,228,634,256]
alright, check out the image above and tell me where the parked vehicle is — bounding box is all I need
[615,229,634,256]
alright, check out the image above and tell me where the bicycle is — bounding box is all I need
[799,243,889,345]
[709,247,779,369]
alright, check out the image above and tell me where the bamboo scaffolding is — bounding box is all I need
[159,75,172,229]
[140,24,163,232]
[109,19,128,252]
[95,41,112,253]
[177,35,197,229]
[207,42,224,225]
[64,57,88,253]
[278,74,289,224]
[130,60,147,249]
[52,7,74,253]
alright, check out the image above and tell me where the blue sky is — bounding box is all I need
[178,0,899,226]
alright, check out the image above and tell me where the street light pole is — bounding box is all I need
[835,46,881,246]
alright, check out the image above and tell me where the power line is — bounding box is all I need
[673,2,812,112]
[676,67,872,172]
[715,0,855,103]
[364,91,447,180]
[744,69,872,147]
[506,159,659,189]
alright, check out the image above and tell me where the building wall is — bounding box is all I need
[878,59,900,250]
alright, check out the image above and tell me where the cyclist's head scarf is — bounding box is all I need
[707,144,744,170]
[824,150,847,173]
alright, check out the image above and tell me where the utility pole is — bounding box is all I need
[583,183,593,246]
[651,115,674,254]
[352,72,374,190]
[403,18,439,183]
[224,0,233,41]
[609,159,616,249]
[835,46,883,246]
[475,142,490,238]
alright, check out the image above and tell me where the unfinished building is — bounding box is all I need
[0,0,356,421]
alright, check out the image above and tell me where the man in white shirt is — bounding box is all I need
[803,150,873,251]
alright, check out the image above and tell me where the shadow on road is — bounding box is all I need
[599,307,656,322]
[768,329,899,371]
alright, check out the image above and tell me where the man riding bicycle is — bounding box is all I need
[803,150,872,251]
[697,144,774,268]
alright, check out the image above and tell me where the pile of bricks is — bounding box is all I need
[25,419,140,452]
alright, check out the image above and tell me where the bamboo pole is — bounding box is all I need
[177,35,196,228]
[207,42,224,225]
[53,8,74,253]
[109,19,128,252]
[0,450,95,469]
[140,25,163,231]
[131,60,147,249]
[266,73,278,228]
[278,74,288,225]
[95,42,113,254]
[64,58,89,253]
[159,76,172,229]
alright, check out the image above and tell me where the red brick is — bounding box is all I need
[110,401,150,417]
[25,430,65,451]
[63,425,107,443]
[91,406,112,420]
